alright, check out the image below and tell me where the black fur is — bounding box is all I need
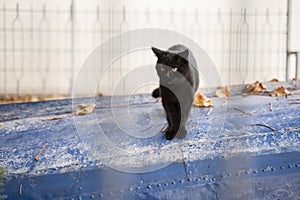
[152,45,199,140]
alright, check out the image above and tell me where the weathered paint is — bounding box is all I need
[0,82,300,199]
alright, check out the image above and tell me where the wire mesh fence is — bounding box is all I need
[0,1,291,96]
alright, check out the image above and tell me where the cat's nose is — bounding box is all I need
[166,71,171,78]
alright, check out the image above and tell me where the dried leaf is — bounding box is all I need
[0,95,65,104]
[234,107,256,115]
[269,78,279,82]
[243,81,267,94]
[75,104,96,115]
[269,102,273,111]
[285,126,300,131]
[41,116,64,121]
[215,86,230,98]
[193,92,213,107]
[270,86,292,97]
[78,104,88,109]
[34,143,48,161]
[19,184,22,195]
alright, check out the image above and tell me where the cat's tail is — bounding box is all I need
[152,87,160,98]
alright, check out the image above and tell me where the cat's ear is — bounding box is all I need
[178,48,189,60]
[151,47,165,57]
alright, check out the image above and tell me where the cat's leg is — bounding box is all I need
[171,114,185,139]
[161,113,171,133]
[175,103,191,139]
[165,115,178,139]
[176,126,187,139]
[165,129,177,140]
[152,87,160,98]
[165,111,177,140]
[175,116,188,139]
[165,104,180,140]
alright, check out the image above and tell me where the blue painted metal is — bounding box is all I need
[0,82,300,199]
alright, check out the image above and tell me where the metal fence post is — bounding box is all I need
[296,52,299,80]
[3,3,7,94]
[286,0,291,80]
[70,0,75,96]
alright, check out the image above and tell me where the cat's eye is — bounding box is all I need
[172,68,178,72]
[160,67,165,72]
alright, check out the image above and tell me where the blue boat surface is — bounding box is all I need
[0,81,300,199]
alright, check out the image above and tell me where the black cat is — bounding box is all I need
[152,44,199,140]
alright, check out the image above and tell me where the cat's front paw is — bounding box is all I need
[165,130,176,140]
[152,88,160,98]
[175,128,187,139]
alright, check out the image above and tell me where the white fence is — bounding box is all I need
[0,0,296,96]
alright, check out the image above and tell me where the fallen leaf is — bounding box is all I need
[75,104,96,115]
[215,86,230,98]
[12,95,20,102]
[0,95,65,104]
[269,102,273,111]
[34,143,48,161]
[234,107,256,115]
[193,92,213,107]
[78,104,88,109]
[41,116,64,121]
[243,81,267,94]
[285,126,300,131]
[269,78,279,82]
[270,86,292,97]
